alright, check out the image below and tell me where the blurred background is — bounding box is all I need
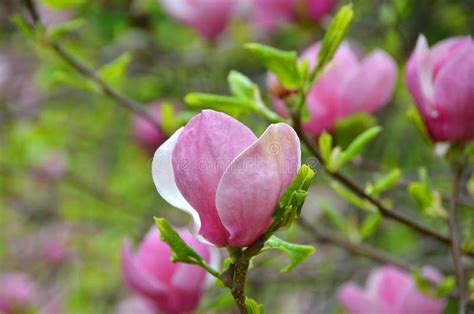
[0,0,473,313]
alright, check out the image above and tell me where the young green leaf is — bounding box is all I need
[310,4,354,82]
[228,70,255,100]
[359,213,382,239]
[318,132,333,163]
[330,181,377,213]
[366,168,402,197]
[246,298,265,314]
[47,19,84,40]
[413,270,432,296]
[98,52,132,88]
[269,165,315,233]
[154,218,220,278]
[263,236,316,273]
[185,93,254,117]
[334,113,377,149]
[245,43,301,89]
[339,126,382,167]
[321,205,347,231]
[435,276,456,298]
[160,102,176,135]
[41,0,86,9]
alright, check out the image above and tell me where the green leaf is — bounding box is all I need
[407,107,431,144]
[318,132,332,163]
[435,276,456,298]
[413,270,432,295]
[246,298,264,314]
[468,174,474,197]
[155,218,204,264]
[40,0,86,9]
[334,113,377,149]
[270,165,315,233]
[408,182,446,219]
[160,102,176,135]
[359,213,382,239]
[339,126,382,167]
[330,181,377,213]
[442,298,459,314]
[245,43,301,89]
[366,168,402,197]
[154,218,220,278]
[12,15,35,38]
[263,236,315,273]
[185,93,253,117]
[47,19,84,40]
[228,70,255,100]
[311,4,354,82]
[98,52,132,88]
[321,205,347,231]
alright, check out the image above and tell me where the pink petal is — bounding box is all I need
[215,123,300,247]
[152,128,202,240]
[430,36,472,80]
[366,266,412,308]
[172,110,257,246]
[160,0,236,40]
[396,284,444,314]
[132,103,167,153]
[338,50,397,116]
[431,44,474,141]
[252,0,296,31]
[135,228,178,285]
[121,240,168,302]
[338,283,389,314]
[306,0,338,22]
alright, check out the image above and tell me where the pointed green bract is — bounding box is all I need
[98,52,132,88]
[246,298,265,314]
[263,236,316,273]
[185,93,254,117]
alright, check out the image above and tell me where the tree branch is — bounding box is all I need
[21,0,162,130]
[298,217,410,271]
[292,114,474,258]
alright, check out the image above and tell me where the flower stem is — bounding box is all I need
[230,257,250,314]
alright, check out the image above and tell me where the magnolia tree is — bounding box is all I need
[9,0,474,313]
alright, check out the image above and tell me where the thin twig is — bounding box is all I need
[292,114,474,258]
[447,165,466,313]
[21,0,161,130]
[298,217,410,271]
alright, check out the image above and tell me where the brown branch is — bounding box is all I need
[447,165,467,313]
[292,115,474,258]
[298,217,410,271]
[21,0,161,130]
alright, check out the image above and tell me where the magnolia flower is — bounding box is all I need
[0,272,40,314]
[269,41,397,136]
[253,0,338,31]
[132,103,169,153]
[40,239,72,267]
[122,227,219,314]
[338,266,444,314]
[405,35,474,142]
[159,0,236,41]
[152,110,301,247]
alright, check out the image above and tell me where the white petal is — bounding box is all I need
[152,128,201,237]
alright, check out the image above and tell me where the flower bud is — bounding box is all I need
[132,103,169,154]
[338,266,444,314]
[0,273,40,314]
[152,110,301,247]
[269,41,397,137]
[159,0,237,41]
[122,227,219,313]
[405,35,474,142]
[253,0,339,31]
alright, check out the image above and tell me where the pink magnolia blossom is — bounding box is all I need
[152,110,301,247]
[338,266,445,314]
[0,273,40,314]
[253,0,338,31]
[114,296,157,314]
[132,103,169,153]
[405,35,474,142]
[40,239,72,267]
[159,0,237,41]
[269,41,397,136]
[122,227,219,314]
